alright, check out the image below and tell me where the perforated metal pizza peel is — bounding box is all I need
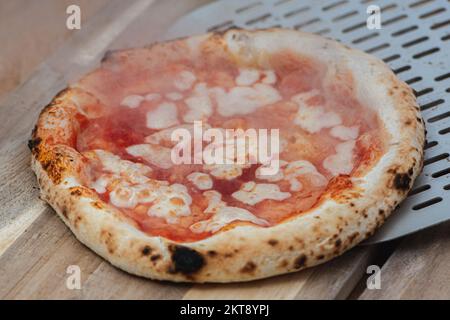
[162,0,450,244]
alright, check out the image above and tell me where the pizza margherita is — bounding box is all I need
[29,29,425,282]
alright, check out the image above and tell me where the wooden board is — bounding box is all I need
[0,0,110,100]
[0,207,374,299]
[0,0,448,299]
[359,221,450,300]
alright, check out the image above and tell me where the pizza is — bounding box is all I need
[29,29,425,282]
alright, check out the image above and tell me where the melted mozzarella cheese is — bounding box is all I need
[292,90,342,133]
[323,140,356,176]
[132,183,161,203]
[126,144,173,169]
[87,150,156,197]
[144,123,210,146]
[289,178,303,192]
[166,92,183,101]
[202,190,226,214]
[146,102,179,129]
[204,163,249,180]
[214,83,281,117]
[308,173,329,187]
[173,70,196,91]
[190,206,268,233]
[187,172,213,190]
[232,181,291,205]
[144,93,161,102]
[284,160,317,176]
[91,174,114,193]
[255,160,287,182]
[147,184,192,223]
[330,125,359,141]
[120,95,144,108]
[294,104,342,134]
[183,83,213,122]
[256,159,327,191]
[235,68,260,86]
[109,182,139,208]
[255,168,284,182]
[284,160,327,189]
[92,150,152,181]
[145,124,192,145]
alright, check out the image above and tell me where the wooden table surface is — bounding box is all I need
[0,0,449,300]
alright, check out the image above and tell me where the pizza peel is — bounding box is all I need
[162,0,450,244]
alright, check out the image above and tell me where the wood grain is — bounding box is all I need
[0,0,109,101]
[183,247,375,300]
[359,222,450,300]
[0,207,375,299]
[0,209,190,299]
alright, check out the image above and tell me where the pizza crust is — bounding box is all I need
[29,29,425,282]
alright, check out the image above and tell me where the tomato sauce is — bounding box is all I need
[74,44,386,242]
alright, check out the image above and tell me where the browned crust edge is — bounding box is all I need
[29,28,425,283]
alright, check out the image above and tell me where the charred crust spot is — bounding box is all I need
[240,261,257,273]
[41,102,55,116]
[294,254,307,269]
[70,188,83,196]
[27,137,41,152]
[268,239,278,246]
[365,230,375,239]
[348,232,360,243]
[393,173,411,191]
[141,246,152,256]
[379,209,385,215]
[215,27,243,38]
[170,245,205,275]
[74,215,82,228]
[62,208,68,219]
[42,161,50,171]
[100,230,115,254]
[91,201,104,209]
[55,88,70,100]
[150,254,161,262]
[405,119,412,126]
[317,254,325,260]
[335,239,342,248]
[279,260,289,268]
[207,250,217,257]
